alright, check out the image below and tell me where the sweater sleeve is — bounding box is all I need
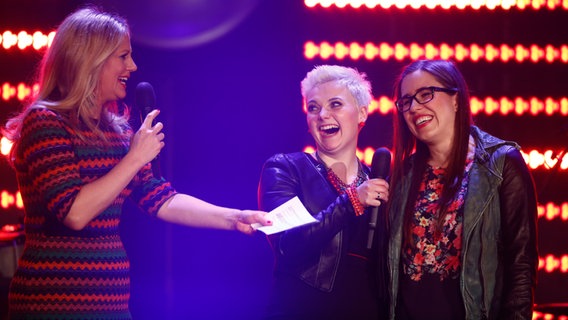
[130,163,177,217]
[18,108,83,222]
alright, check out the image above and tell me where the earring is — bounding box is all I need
[358,122,365,129]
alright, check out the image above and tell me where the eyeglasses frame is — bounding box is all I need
[395,86,458,113]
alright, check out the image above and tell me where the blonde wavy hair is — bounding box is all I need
[3,6,131,162]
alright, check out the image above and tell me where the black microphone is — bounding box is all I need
[135,82,162,179]
[367,147,391,249]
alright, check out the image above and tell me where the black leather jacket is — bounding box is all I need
[388,127,538,320]
[258,152,372,292]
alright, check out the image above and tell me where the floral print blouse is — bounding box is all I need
[401,154,474,282]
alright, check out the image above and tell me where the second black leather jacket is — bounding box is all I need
[388,127,538,319]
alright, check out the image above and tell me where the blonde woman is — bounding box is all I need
[2,6,269,318]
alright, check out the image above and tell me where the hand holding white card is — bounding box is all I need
[252,196,317,235]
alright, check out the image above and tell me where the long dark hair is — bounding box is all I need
[389,59,473,244]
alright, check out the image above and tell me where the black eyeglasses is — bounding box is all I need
[395,86,458,112]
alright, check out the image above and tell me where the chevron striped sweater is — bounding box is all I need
[8,107,177,319]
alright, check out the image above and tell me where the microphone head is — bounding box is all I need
[370,147,391,179]
[135,82,156,114]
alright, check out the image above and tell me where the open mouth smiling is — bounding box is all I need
[319,124,340,135]
[415,115,433,126]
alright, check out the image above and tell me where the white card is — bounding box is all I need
[252,196,317,235]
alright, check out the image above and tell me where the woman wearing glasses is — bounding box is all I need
[386,59,538,320]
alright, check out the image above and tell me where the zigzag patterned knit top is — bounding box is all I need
[8,107,177,319]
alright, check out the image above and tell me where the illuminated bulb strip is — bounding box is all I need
[532,312,568,320]
[304,41,568,64]
[367,96,568,116]
[3,81,568,116]
[0,137,12,156]
[522,149,568,170]
[1,137,13,156]
[303,96,568,116]
[2,185,567,222]
[0,190,22,209]
[1,30,55,50]
[5,137,566,170]
[539,254,568,273]
[1,82,39,102]
[303,146,568,170]
[469,96,568,116]
[538,202,568,221]
[304,0,568,10]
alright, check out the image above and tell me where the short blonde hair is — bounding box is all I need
[301,65,372,107]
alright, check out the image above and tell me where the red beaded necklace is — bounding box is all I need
[326,165,365,192]
[316,153,367,216]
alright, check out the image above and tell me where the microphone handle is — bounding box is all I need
[367,206,379,249]
[140,106,162,179]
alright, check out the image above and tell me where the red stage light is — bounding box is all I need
[304,0,568,10]
[304,41,568,64]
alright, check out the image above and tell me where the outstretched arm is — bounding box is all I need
[157,193,271,235]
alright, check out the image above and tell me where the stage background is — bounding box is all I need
[1,0,567,319]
